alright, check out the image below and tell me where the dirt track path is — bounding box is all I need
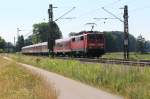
[4,57,123,99]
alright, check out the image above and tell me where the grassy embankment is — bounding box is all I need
[8,54,150,99]
[0,56,57,99]
[102,52,150,60]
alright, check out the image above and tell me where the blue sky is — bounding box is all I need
[0,0,150,43]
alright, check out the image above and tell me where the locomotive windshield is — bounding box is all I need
[88,34,103,40]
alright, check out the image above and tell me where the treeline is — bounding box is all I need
[104,31,150,53]
[3,21,149,53]
[17,29,150,53]
[0,36,14,53]
[0,36,5,52]
[15,22,62,52]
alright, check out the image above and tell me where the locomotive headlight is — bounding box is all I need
[89,46,92,49]
[89,44,95,46]
[97,44,101,46]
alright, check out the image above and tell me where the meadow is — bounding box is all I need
[102,52,150,60]
[8,54,150,99]
[0,56,57,99]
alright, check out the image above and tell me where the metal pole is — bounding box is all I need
[48,4,53,22]
[14,36,16,46]
[123,5,129,59]
[17,28,19,39]
[17,28,21,41]
[48,4,53,56]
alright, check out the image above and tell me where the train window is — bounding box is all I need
[75,38,78,41]
[56,43,59,47]
[88,34,102,40]
[59,44,61,47]
[63,42,69,47]
[56,43,62,47]
[80,36,84,40]
[72,38,75,42]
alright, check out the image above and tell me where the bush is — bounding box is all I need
[0,49,4,53]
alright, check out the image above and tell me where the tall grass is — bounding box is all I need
[9,54,150,99]
[0,57,57,99]
[102,52,150,60]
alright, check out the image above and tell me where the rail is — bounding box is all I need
[56,57,150,67]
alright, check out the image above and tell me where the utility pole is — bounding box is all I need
[123,5,129,59]
[48,4,53,22]
[17,28,22,45]
[48,4,55,56]
[17,28,21,39]
[16,28,21,52]
[14,36,16,46]
[14,36,16,52]
[47,4,75,56]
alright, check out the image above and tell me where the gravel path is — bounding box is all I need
[4,57,123,99]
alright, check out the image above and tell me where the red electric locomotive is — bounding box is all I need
[54,31,105,57]
[70,31,105,57]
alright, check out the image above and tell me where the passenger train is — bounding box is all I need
[22,31,105,57]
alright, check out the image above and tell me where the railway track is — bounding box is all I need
[56,57,150,67]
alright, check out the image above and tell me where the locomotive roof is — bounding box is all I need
[75,31,102,35]
[70,31,103,37]
[55,38,70,43]
[22,42,47,49]
[70,32,104,38]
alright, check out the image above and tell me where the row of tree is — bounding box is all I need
[15,22,62,52]
[0,36,5,52]
[0,36,14,53]
[104,31,150,53]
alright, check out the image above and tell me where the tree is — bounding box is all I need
[0,36,6,52]
[104,32,117,52]
[0,36,5,49]
[104,31,137,52]
[16,35,25,51]
[136,35,146,53]
[145,41,150,52]
[33,22,62,44]
[4,42,14,53]
[24,36,33,46]
[68,32,77,37]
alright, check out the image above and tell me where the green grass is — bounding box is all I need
[102,52,150,60]
[8,54,150,99]
[0,56,57,99]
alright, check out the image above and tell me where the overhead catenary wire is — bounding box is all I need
[74,0,122,30]
[93,18,118,20]
[60,17,76,19]
[102,7,124,22]
[52,0,121,22]
[23,31,33,39]
[54,7,76,22]
[74,0,122,21]
[93,17,119,24]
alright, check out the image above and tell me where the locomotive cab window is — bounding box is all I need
[80,36,84,40]
[72,38,75,42]
[88,34,102,40]
[75,37,80,41]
